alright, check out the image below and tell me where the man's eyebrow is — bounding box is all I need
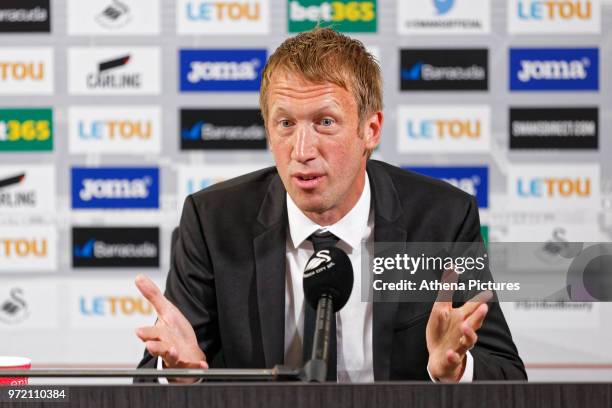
[269,103,342,117]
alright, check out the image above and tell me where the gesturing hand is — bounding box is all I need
[135,274,208,383]
[426,269,492,382]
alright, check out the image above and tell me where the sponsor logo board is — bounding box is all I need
[180,108,266,150]
[397,105,490,153]
[0,108,53,152]
[69,106,161,154]
[71,167,159,209]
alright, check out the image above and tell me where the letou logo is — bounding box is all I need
[68,0,160,35]
[510,107,598,150]
[180,49,266,92]
[405,166,489,208]
[508,164,599,210]
[0,48,53,95]
[288,0,377,32]
[177,164,262,212]
[72,227,159,268]
[510,48,599,91]
[0,108,53,152]
[68,106,160,154]
[0,0,50,33]
[400,49,488,91]
[71,167,159,209]
[508,0,600,33]
[397,105,490,153]
[70,280,159,329]
[0,165,55,213]
[68,47,160,95]
[398,0,490,35]
[177,0,269,34]
[181,109,266,150]
[0,226,57,272]
[0,281,60,330]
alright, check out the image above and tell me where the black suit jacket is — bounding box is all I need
[138,160,527,381]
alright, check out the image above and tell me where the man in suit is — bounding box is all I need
[135,28,526,383]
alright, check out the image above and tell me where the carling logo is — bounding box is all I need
[68,106,161,154]
[71,167,159,209]
[177,0,269,34]
[0,165,55,213]
[0,48,53,95]
[398,0,490,35]
[180,49,266,92]
[510,107,598,149]
[0,108,53,152]
[68,0,160,35]
[508,164,599,210]
[68,47,160,95]
[0,0,50,33]
[397,105,490,153]
[72,227,159,268]
[509,48,599,91]
[400,49,488,91]
[508,0,600,33]
[180,109,266,150]
[404,166,489,208]
[288,0,377,33]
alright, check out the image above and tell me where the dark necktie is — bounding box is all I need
[303,231,339,381]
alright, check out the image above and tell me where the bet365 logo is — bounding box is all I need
[288,0,377,32]
[0,109,53,152]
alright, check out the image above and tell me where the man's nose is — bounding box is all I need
[291,124,318,163]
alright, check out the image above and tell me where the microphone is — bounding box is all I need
[301,247,353,382]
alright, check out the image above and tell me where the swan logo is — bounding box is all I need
[305,250,332,272]
[0,288,29,324]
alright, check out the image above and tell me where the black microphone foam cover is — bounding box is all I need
[303,247,354,312]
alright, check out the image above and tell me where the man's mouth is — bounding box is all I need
[292,174,325,189]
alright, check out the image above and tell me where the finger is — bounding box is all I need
[446,349,462,366]
[465,303,489,331]
[434,268,459,305]
[457,324,478,354]
[135,326,164,342]
[135,274,174,318]
[460,290,493,317]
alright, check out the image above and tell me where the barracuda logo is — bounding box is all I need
[182,121,265,141]
[74,239,158,259]
[71,167,159,209]
[72,227,160,268]
[510,48,599,91]
[402,62,486,82]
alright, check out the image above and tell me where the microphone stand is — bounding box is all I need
[300,293,334,382]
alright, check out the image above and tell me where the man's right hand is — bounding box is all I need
[135,274,208,383]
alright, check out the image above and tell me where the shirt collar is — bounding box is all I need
[286,174,371,251]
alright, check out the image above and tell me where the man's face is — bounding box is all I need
[266,71,381,224]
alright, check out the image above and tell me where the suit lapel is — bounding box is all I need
[367,161,407,380]
[254,175,287,367]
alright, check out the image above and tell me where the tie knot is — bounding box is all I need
[307,231,340,252]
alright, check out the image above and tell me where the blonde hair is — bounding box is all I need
[259,27,382,128]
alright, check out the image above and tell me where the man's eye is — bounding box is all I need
[320,118,335,126]
[280,120,292,128]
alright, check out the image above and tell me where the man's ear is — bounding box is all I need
[363,111,383,150]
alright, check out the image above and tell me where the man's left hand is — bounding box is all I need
[426,269,493,382]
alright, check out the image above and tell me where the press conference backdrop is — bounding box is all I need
[0,0,611,382]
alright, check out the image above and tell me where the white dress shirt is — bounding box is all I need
[158,173,473,382]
